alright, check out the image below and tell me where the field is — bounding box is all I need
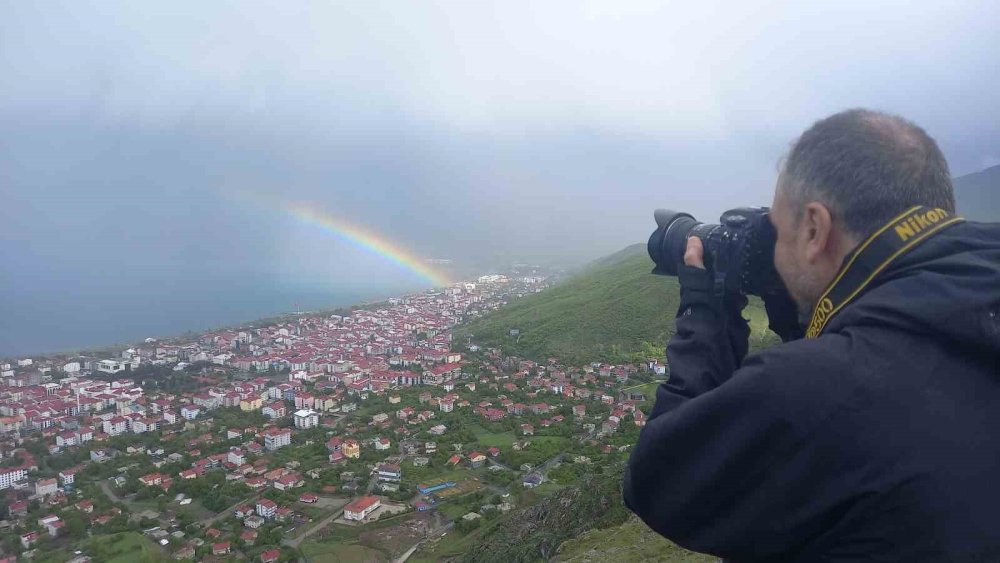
[434,478,484,499]
[85,532,164,563]
[303,511,446,561]
[470,424,516,448]
[410,517,506,562]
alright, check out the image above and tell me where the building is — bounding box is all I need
[103,416,128,436]
[180,405,201,420]
[228,448,246,466]
[523,473,543,488]
[293,409,319,429]
[343,438,360,459]
[56,431,77,448]
[0,466,28,490]
[468,452,487,468]
[256,498,278,520]
[375,463,401,483]
[273,473,304,491]
[58,467,81,486]
[212,542,231,555]
[21,531,39,549]
[263,428,292,451]
[35,478,57,497]
[262,402,286,419]
[344,495,381,521]
[96,359,126,374]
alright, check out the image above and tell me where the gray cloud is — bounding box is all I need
[2,1,999,353]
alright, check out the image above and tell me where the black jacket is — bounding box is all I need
[623,220,1000,562]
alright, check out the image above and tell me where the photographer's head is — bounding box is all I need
[770,109,956,317]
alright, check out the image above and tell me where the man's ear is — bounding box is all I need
[803,202,834,265]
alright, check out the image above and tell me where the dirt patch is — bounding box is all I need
[434,479,483,499]
[358,511,447,558]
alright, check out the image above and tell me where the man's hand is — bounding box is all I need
[684,236,705,270]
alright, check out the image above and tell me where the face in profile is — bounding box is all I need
[770,184,823,320]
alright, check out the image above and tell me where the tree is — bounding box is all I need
[63,511,88,540]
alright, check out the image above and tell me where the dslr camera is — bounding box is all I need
[647,207,785,298]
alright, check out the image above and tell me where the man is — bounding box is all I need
[623,109,1000,562]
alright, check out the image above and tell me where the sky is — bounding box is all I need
[2,1,999,353]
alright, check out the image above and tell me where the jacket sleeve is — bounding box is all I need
[623,339,856,561]
[623,271,851,560]
[648,265,750,420]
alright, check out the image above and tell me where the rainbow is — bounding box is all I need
[285,201,451,287]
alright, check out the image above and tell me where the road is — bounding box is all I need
[202,491,264,527]
[99,479,123,504]
[619,379,666,392]
[538,453,565,473]
[485,457,512,471]
[282,507,345,549]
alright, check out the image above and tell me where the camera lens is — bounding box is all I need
[648,210,700,276]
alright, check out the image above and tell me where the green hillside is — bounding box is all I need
[448,464,714,563]
[456,244,777,365]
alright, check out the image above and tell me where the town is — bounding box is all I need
[0,273,661,562]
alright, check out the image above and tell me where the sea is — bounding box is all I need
[0,277,423,358]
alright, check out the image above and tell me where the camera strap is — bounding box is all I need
[805,205,964,338]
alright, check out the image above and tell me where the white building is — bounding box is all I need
[293,409,318,429]
[263,428,292,451]
[228,449,246,466]
[102,417,127,436]
[344,496,381,521]
[256,499,277,519]
[0,467,28,490]
[96,359,126,374]
[58,468,79,486]
[35,478,57,497]
[56,432,77,448]
[180,405,201,420]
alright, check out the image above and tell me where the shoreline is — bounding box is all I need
[0,285,441,363]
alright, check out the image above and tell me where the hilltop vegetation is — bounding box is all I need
[451,463,713,563]
[456,244,777,365]
[553,517,715,563]
[457,464,632,562]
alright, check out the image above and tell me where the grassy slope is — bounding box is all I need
[553,517,715,563]
[451,464,714,563]
[456,244,777,365]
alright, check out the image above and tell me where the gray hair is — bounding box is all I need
[779,109,955,239]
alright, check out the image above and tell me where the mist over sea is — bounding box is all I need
[0,276,424,358]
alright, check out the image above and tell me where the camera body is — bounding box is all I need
[647,207,785,297]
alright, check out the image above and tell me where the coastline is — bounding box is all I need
[0,285,436,362]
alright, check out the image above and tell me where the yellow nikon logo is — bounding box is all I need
[893,208,950,242]
[805,297,834,338]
